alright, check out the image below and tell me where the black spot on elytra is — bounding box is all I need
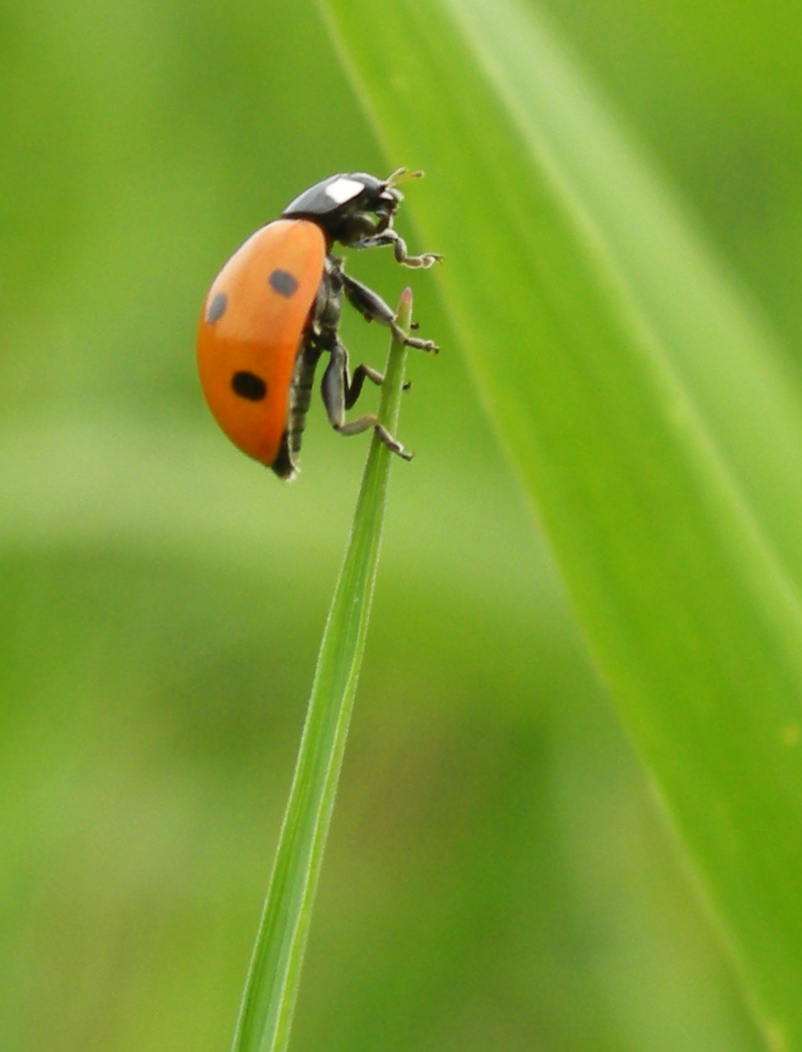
[206,291,227,323]
[268,269,299,298]
[231,371,267,401]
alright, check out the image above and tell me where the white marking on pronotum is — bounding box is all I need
[325,177,364,204]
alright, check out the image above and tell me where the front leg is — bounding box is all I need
[320,338,414,461]
[351,226,443,269]
[342,273,439,354]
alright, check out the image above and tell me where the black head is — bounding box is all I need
[281,168,421,248]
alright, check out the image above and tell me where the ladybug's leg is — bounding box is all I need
[320,338,413,461]
[350,368,410,403]
[342,273,439,354]
[346,363,384,409]
[351,226,443,269]
[345,365,411,407]
[343,367,411,410]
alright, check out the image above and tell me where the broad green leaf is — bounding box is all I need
[320,0,802,1046]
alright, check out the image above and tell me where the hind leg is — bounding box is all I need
[320,337,413,461]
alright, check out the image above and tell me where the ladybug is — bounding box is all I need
[197,168,441,480]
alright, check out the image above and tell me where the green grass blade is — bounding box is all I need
[321,0,802,1046]
[231,292,414,1052]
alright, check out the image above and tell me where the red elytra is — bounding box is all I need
[196,219,325,469]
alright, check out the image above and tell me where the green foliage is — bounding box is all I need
[2,0,801,1050]
[321,0,802,1045]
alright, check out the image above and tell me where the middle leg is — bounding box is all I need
[342,273,439,354]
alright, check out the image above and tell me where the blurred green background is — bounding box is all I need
[2,0,799,1049]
